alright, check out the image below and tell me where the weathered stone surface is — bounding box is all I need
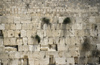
[0,0,100,65]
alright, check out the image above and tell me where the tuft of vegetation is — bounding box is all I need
[42,17,50,24]
[63,17,71,24]
[82,38,91,51]
[25,3,30,10]
[35,35,41,43]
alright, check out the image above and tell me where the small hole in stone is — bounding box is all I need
[18,33,21,37]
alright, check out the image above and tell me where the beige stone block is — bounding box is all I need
[21,30,26,37]
[29,58,35,65]
[27,24,32,29]
[0,46,4,52]
[3,30,8,37]
[8,30,15,37]
[37,30,43,38]
[0,24,5,30]
[59,17,64,23]
[75,17,82,23]
[10,24,16,30]
[16,24,21,29]
[5,24,10,30]
[22,23,27,29]
[67,58,74,65]
[27,30,32,37]
[22,23,32,30]
[23,37,28,45]
[55,58,66,64]
[14,17,20,23]
[18,45,29,51]
[15,30,21,37]
[0,53,8,59]
[46,30,52,37]
[10,38,16,45]
[16,38,23,45]
[4,38,10,45]
[48,37,53,44]
[9,59,18,65]
[89,16,95,23]
[7,16,14,23]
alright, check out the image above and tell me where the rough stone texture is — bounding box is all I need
[0,0,100,65]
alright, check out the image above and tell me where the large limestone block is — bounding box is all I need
[10,38,16,45]
[89,16,95,23]
[9,59,18,65]
[22,24,32,30]
[67,58,75,65]
[15,30,21,37]
[16,38,23,45]
[55,58,66,64]
[8,30,15,37]
[7,16,14,23]
[4,38,16,45]
[40,58,49,65]
[59,17,64,23]
[28,37,34,45]
[18,45,29,52]
[0,53,8,59]
[8,52,21,58]
[29,58,34,65]
[5,24,10,30]
[0,46,4,52]
[23,37,28,45]
[58,44,66,51]
[48,37,53,44]
[10,24,16,30]
[27,30,32,37]
[14,17,20,23]
[4,38,10,45]
[0,24,5,30]
[16,24,21,29]
[21,30,26,37]
[46,30,52,37]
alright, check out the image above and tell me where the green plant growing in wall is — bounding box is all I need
[63,17,71,24]
[42,17,50,25]
[35,35,41,43]
[82,38,91,52]
[25,3,30,11]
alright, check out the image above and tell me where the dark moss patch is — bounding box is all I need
[63,17,71,24]
[35,35,41,43]
[42,17,50,24]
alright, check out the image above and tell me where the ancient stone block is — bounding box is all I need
[21,30,26,37]
[16,24,21,30]
[23,37,28,45]
[0,24,5,30]
[8,30,15,37]
[10,24,16,30]
[16,38,23,45]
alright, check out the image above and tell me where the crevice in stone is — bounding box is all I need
[0,30,3,38]
[5,45,18,51]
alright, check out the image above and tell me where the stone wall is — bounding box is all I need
[0,0,100,65]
